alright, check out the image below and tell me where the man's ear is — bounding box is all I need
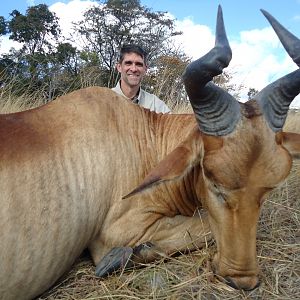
[116,62,122,73]
[282,132,300,158]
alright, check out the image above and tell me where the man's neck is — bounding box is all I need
[120,81,140,99]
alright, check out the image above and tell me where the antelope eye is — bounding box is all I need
[212,183,227,203]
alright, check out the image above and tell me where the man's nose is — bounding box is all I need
[130,64,138,72]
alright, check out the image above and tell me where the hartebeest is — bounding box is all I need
[1,6,300,299]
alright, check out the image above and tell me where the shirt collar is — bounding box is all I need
[116,80,141,103]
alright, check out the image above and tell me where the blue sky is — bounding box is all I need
[1,0,300,37]
[1,0,300,106]
[143,0,300,38]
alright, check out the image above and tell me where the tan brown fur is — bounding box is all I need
[0,87,206,299]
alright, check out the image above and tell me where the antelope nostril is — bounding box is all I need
[253,279,261,290]
[224,276,260,291]
[224,276,239,289]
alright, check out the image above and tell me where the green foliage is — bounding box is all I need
[0,4,63,98]
[247,87,259,100]
[213,71,244,100]
[0,16,8,36]
[8,4,60,55]
[144,54,190,107]
[55,43,78,75]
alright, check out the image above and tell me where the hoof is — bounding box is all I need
[133,241,155,255]
[95,247,133,277]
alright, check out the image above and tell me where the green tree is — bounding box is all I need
[214,71,244,100]
[247,87,259,100]
[45,42,82,98]
[55,43,79,76]
[144,54,190,108]
[0,16,8,36]
[8,5,60,55]
[74,0,182,87]
[0,4,62,97]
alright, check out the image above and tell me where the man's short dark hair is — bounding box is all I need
[118,44,148,63]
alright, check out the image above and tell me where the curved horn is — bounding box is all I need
[261,9,300,67]
[182,5,241,136]
[255,11,300,132]
[256,70,300,132]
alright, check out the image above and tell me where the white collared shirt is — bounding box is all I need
[112,81,171,114]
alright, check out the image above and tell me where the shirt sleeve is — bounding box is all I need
[153,95,171,113]
[139,90,171,114]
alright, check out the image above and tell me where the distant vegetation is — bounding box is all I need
[0,0,246,108]
[0,0,186,104]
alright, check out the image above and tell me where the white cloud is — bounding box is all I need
[0,36,22,54]
[228,27,297,102]
[50,0,98,42]
[174,17,214,59]
[293,15,300,21]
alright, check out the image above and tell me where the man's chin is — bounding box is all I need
[128,80,141,87]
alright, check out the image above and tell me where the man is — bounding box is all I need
[112,44,171,114]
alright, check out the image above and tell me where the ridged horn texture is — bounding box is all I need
[255,10,300,132]
[182,5,241,136]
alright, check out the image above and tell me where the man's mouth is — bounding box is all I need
[128,74,139,77]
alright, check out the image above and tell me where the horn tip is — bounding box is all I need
[260,9,271,20]
[217,5,223,16]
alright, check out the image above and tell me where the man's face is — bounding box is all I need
[117,52,147,88]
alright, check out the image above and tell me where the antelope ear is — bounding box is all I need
[123,130,223,199]
[122,145,197,199]
[123,129,202,199]
[282,132,300,158]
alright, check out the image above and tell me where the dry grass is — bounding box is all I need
[169,100,193,114]
[0,76,46,113]
[0,93,44,113]
[284,109,300,133]
[0,91,299,299]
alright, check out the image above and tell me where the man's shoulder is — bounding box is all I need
[140,89,170,113]
[111,82,121,93]
[141,89,159,101]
